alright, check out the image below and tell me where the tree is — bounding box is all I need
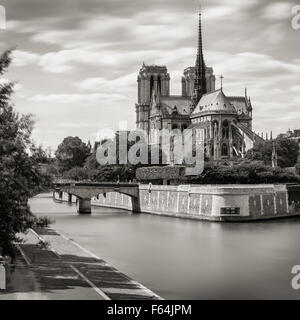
[63,167,91,181]
[296,156,300,175]
[84,150,99,170]
[245,138,299,168]
[84,131,168,182]
[31,144,49,163]
[55,136,91,171]
[46,164,59,176]
[276,138,300,168]
[0,50,47,257]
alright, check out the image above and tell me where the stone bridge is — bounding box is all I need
[53,182,140,214]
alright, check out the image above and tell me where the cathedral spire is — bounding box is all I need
[193,5,207,107]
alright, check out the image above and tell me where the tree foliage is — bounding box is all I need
[55,136,91,171]
[245,138,299,168]
[186,161,300,184]
[82,131,168,182]
[94,165,137,182]
[31,144,52,164]
[63,167,92,181]
[0,50,48,257]
[296,157,300,175]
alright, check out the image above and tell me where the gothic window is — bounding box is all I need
[221,143,228,156]
[222,120,229,139]
[157,75,161,94]
[213,121,219,138]
[150,76,154,97]
[170,136,174,152]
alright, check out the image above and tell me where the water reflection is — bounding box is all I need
[29,193,300,299]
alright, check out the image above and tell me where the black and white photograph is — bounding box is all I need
[0,0,300,311]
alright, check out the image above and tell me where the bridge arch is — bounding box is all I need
[54,182,141,214]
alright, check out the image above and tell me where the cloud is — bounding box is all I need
[36,46,194,75]
[57,122,102,128]
[204,6,237,19]
[11,50,40,67]
[37,48,121,73]
[29,92,127,104]
[261,2,295,20]
[75,73,137,93]
[290,85,300,92]
[2,0,300,148]
[211,51,300,77]
[13,83,24,92]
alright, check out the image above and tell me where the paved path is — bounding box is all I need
[0,228,162,300]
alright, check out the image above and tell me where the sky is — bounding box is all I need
[0,0,299,150]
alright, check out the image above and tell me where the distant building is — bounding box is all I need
[277,129,300,148]
[135,9,263,162]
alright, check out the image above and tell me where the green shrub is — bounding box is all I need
[186,161,300,184]
[34,216,53,228]
[63,167,90,181]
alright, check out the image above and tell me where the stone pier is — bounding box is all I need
[68,193,72,203]
[77,198,91,214]
[132,197,141,213]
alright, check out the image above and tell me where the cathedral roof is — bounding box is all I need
[192,89,237,116]
[228,96,252,115]
[150,94,191,118]
[160,96,191,116]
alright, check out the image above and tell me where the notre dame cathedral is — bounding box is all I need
[135,9,263,162]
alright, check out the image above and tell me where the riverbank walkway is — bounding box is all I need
[0,228,162,300]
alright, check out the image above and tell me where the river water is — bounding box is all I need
[29,193,300,299]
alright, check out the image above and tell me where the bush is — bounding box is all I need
[92,165,137,182]
[33,216,53,228]
[186,161,300,184]
[46,164,59,176]
[296,159,300,176]
[136,166,184,183]
[63,167,90,181]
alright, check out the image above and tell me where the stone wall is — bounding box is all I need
[91,192,132,211]
[88,184,300,221]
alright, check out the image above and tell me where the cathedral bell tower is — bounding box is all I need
[135,64,170,132]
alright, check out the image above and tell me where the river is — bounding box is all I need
[29,193,300,299]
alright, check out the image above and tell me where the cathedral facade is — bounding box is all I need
[135,10,263,162]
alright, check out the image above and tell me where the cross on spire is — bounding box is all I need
[220,75,224,90]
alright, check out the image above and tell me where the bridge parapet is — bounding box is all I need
[53,182,141,214]
[55,183,139,199]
